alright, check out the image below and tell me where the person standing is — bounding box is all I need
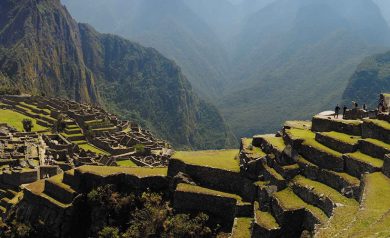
[335,104,341,119]
[343,105,347,117]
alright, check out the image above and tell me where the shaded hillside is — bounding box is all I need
[62,0,230,98]
[342,51,390,108]
[0,0,235,149]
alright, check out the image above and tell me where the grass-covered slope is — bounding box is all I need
[0,0,235,149]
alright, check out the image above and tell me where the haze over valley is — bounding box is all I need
[62,0,390,138]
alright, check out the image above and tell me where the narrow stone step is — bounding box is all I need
[315,131,360,154]
[359,138,390,160]
[344,152,383,178]
[252,202,280,238]
[298,139,344,172]
[261,164,286,190]
[312,116,362,136]
[271,188,327,234]
[297,156,360,199]
[291,176,357,217]
[272,162,301,180]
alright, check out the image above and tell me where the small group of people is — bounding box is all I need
[334,101,367,119]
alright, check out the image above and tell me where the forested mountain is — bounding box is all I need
[62,0,390,138]
[342,51,390,108]
[0,0,235,149]
[62,0,230,98]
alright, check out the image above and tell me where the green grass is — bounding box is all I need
[77,166,167,177]
[172,150,240,172]
[176,183,243,202]
[117,159,137,167]
[364,138,390,150]
[241,138,266,158]
[274,188,328,223]
[317,173,390,237]
[78,143,110,155]
[254,202,279,230]
[319,131,361,145]
[303,138,342,158]
[346,151,384,168]
[293,176,357,206]
[231,217,253,238]
[264,165,284,181]
[285,128,315,141]
[0,109,47,131]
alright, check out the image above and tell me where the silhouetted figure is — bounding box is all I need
[335,104,341,119]
[378,99,384,112]
[343,105,347,117]
[363,104,367,111]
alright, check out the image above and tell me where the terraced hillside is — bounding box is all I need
[2,94,390,237]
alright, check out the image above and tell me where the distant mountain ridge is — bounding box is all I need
[62,0,390,138]
[0,0,236,149]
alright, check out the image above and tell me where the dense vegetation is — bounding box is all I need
[342,51,390,108]
[62,0,390,138]
[1,185,219,238]
[0,0,235,149]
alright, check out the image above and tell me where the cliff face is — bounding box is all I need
[342,51,390,108]
[0,0,235,149]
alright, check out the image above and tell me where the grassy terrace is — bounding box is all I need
[76,165,167,177]
[303,137,342,158]
[285,128,315,141]
[78,143,110,156]
[117,159,137,167]
[241,138,266,158]
[0,109,47,131]
[231,217,253,238]
[318,131,361,145]
[274,188,327,223]
[317,173,390,237]
[172,150,240,172]
[260,136,286,152]
[364,138,390,150]
[364,119,390,130]
[293,176,357,206]
[254,202,279,230]
[176,183,243,203]
[47,174,75,193]
[346,152,384,168]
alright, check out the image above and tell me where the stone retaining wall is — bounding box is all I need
[168,159,255,201]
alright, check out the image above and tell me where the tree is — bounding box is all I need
[98,227,120,238]
[22,119,33,132]
[123,193,169,238]
[163,213,212,238]
[134,144,145,155]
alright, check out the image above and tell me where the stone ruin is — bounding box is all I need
[2,93,390,237]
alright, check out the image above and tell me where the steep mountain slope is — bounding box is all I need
[62,0,229,98]
[342,51,390,108]
[61,0,390,139]
[218,0,390,137]
[0,0,235,149]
